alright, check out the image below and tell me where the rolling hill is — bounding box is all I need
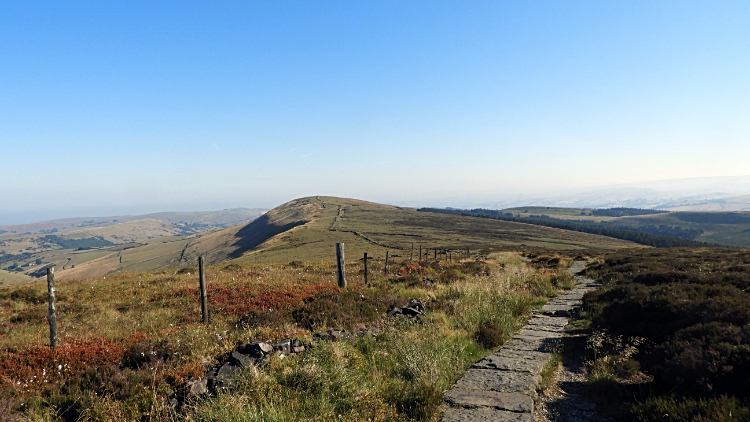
[1,197,644,284]
[182,196,642,266]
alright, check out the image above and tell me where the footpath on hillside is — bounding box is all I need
[441,260,598,422]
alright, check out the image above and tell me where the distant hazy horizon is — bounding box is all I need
[2,174,749,226]
[2,2,748,225]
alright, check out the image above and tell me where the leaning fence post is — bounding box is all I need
[364,252,368,286]
[336,243,347,288]
[46,267,57,347]
[199,256,210,323]
[384,251,389,275]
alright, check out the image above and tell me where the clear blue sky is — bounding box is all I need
[2,1,749,224]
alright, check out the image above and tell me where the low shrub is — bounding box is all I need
[475,321,504,349]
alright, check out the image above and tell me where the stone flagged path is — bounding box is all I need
[442,261,598,422]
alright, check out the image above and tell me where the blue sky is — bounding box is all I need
[2,1,749,224]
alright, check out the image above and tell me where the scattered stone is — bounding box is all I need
[387,299,425,319]
[236,340,273,358]
[274,339,291,354]
[313,329,353,341]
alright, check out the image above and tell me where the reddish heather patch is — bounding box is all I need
[0,338,125,389]
[165,361,204,385]
[209,283,339,316]
[398,265,428,276]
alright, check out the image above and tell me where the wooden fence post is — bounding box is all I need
[384,251,389,275]
[199,256,210,323]
[336,243,346,288]
[434,248,437,260]
[364,252,368,286]
[410,243,414,262]
[46,267,57,347]
[419,245,422,262]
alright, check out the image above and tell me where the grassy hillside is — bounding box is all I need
[0,197,645,284]
[196,196,642,266]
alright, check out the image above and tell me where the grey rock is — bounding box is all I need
[401,307,424,317]
[292,346,305,353]
[236,340,273,357]
[187,378,209,397]
[442,408,534,422]
[217,362,241,378]
[274,339,292,354]
[454,369,540,397]
[472,354,548,373]
[230,350,255,367]
[443,389,533,412]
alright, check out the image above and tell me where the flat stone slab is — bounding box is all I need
[454,369,540,396]
[558,292,587,300]
[443,389,533,412]
[517,329,564,339]
[547,298,581,308]
[442,408,534,422]
[521,324,565,333]
[496,348,551,360]
[527,316,568,327]
[505,337,560,353]
[472,354,548,373]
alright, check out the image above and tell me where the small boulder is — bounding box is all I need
[236,340,273,358]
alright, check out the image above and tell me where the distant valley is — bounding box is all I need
[0,208,266,284]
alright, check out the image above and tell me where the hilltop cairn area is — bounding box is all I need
[441,261,597,422]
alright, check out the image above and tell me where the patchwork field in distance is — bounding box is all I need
[503,206,750,247]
